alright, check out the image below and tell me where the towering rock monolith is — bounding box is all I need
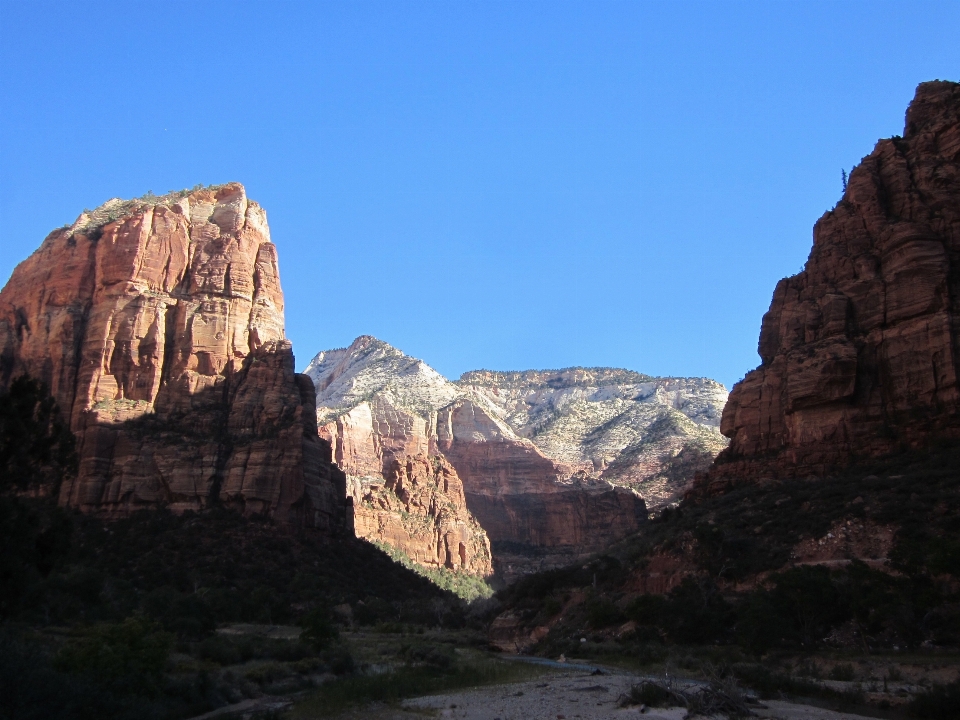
[0,183,347,531]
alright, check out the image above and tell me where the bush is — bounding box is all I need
[829,663,855,681]
[54,615,172,694]
[300,607,339,651]
[621,680,683,707]
[197,635,241,666]
[664,578,733,645]
[143,586,216,639]
[586,598,624,629]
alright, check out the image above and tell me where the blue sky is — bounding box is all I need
[1,1,958,389]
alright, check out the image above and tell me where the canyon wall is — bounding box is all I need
[707,80,960,488]
[307,337,493,574]
[435,397,647,555]
[0,184,347,531]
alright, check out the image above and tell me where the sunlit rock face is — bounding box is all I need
[306,336,492,575]
[0,183,346,532]
[455,368,728,510]
[706,81,960,490]
[306,336,728,577]
[350,453,493,576]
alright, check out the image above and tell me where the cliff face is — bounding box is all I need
[306,336,727,576]
[0,184,346,531]
[435,397,647,555]
[350,453,492,576]
[709,81,960,486]
[458,368,728,508]
[307,337,493,574]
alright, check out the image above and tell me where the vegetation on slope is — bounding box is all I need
[500,443,960,651]
[0,376,481,720]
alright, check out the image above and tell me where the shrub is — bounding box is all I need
[829,663,855,681]
[620,680,682,708]
[586,598,624,629]
[54,615,172,695]
[300,607,339,651]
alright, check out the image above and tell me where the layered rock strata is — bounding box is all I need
[457,368,728,508]
[0,184,346,531]
[306,336,728,576]
[708,80,960,487]
[350,453,492,575]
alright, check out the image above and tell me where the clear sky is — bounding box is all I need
[1,1,958,389]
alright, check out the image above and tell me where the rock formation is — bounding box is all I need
[708,80,960,487]
[350,453,492,575]
[306,336,728,576]
[0,184,347,531]
[457,368,728,508]
[307,337,492,574]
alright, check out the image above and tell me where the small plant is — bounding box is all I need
[619,680,684,708]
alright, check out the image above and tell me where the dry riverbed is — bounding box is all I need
[296,665,904,720]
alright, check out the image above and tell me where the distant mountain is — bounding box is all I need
[458,367,727,507]
[305,336,727,579]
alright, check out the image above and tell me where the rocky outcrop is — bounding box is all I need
[349,453,492,575]
[708,81,960,487]
[0,184,347,531]
[307,337,492,574]
[306,336,727,577]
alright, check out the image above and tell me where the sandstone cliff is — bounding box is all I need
[307,337,492,574]
[0,184,346,531]
[350,453,492,576]
[707,80,960,488]
[306,336,727,576]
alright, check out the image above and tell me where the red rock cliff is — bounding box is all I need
[349,453,493,576]
[0,184,347,530]
[436,398,646,555]
[709,81,960,485]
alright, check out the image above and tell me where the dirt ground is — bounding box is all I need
[318,667,888,720]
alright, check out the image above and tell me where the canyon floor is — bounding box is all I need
[209,631,960,720]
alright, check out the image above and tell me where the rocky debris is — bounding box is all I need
[789,519,894,569]
[0,184,347,531]
[707,80,960,489]
[306,337,725,576]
